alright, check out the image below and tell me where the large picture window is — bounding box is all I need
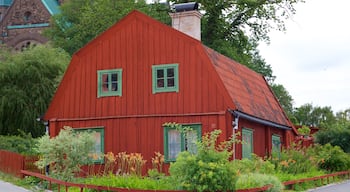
[97,69,122,97]
[163,124,201,162]
[152,64,179,94]
[75,127,105,163]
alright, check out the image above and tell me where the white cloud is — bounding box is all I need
[258,0,350,113]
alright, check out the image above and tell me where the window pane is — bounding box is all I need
[102,74,109,92]
[167,68,174,77]
[157,79,164,88]
[167,78,175,87]
[111,73,118,81]
[168,129,181,160]
[112,82,118,91]
[157,69,164,78]
[185,130,198,154]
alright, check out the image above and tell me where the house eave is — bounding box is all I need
[229,110,292,130]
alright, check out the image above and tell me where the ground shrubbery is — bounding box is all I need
[0,133,37,155]
[15,125,350,192]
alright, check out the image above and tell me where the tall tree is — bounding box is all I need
[293,104,336,128]
[172,0,304,80]
[270,83,294,121]
[0,45,70,137]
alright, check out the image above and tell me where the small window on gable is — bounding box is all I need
[24,11,31,22]
[163,124,201,162]
[97,69,122,98]
[152,64,179,94]
[75,127,105,164]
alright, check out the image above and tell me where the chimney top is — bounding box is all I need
[169,2,202,41]
[172,2,198,12]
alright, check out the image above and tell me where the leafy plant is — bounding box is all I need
[232,154,275,174]
[236,173,284,192]
[169,129,239,192]
[0,133,38,155]
[35,126,95,181]
[298,125,311,136]
[311,143,350,172]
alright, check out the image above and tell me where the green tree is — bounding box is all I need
[172,0,304,80]
[293,104,336,128]
[35,126,95,181]
[270,83,295,121]
[0,45,70,137]
[45,0,170,55]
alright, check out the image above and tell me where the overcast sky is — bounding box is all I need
[258,0,350,113]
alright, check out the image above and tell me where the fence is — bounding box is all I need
[21,170,270,192]
[0,150,40,178]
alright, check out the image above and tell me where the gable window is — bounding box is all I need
[24,11,32,22]
[97,69,122,97]
[272,135,281,158]
[75,127,105,164]
[163,124,201,162]
[242,128,253,159]
[152,64,179,94]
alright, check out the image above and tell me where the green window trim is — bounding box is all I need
[152,64,179,94]
[97,69,122,98]
[242,128,253,159]
[272,134,281,159]
[75,127,105,164]
[163,123,201,162]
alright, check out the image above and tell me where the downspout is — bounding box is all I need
[229,109,239,160]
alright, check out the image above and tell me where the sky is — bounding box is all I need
[258,0,350,113]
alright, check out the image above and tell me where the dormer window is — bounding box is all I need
[97,69,122,98]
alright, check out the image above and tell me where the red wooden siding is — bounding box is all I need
[45,11,232,121]
[49,112,228,170]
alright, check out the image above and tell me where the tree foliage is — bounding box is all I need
[293,103,336,128]
[172,0,304,80]
[0,45,70,137]
[45,0,170,55]
[270,83,294,121]
[35,126,95,181]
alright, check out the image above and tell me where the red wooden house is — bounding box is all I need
[44,8,297,169]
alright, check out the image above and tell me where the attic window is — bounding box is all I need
[97,69,122,98]
[152,64,179,94]
[24,11,32,22]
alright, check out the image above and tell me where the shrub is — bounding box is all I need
[270,142,318,174]
[0,133,37,155]
[312,143,350,172]
[35,126,95,181]
[232,154,275,174]
[169,129,238,192]
[315,128,350,153]
[236,173,284,192]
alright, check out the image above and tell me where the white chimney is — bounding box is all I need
[169,2,202,41]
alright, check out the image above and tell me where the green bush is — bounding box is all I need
[315,128,350,153]
[0,133,37,155]
[270,143,318,174]
[232,154,275,174]
[236,173,284,192]
[312,143,350,172]
[35,126,95,181]
[169,129,238,192]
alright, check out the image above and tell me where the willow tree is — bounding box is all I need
[0,45,70,137]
